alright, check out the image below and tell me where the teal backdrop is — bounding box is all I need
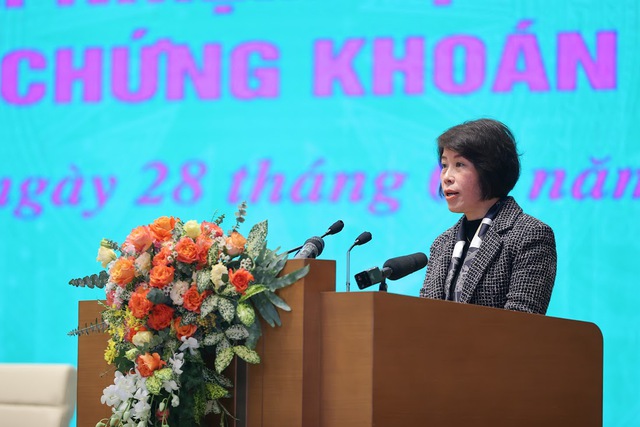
[1,1,638,426]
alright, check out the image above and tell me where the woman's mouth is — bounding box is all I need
[444,190,459,200]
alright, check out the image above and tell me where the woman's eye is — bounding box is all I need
[456,162,464,167]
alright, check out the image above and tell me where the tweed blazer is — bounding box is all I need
[420,197,556,314]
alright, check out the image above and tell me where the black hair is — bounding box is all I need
[437,118,520,199]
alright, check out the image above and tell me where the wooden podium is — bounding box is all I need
[78,259,602,427]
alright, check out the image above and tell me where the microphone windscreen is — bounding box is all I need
[307,236,325,256]
[383,252,428,280]
[327,220,344,236]
[355,231,372,245]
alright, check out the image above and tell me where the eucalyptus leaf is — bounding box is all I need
[68,270,109,289]
[146,288,171,305]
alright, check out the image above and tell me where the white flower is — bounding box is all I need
[179,336,200,356]
[169,352,184,376]
[135,252,151,274]
[210,263,227,289]
[171,393,180,407]
[97,246,117,268]
[101,383,121,407]
[184,220,201,238]
[132,331,153,347]
[163,379,179,393]
[170,280,189,305]
[131,393,151,421]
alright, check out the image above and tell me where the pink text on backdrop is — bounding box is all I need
[314,27,617,96]
[0,27,617,105]
[0,34,279,105]
[227,158,407,216]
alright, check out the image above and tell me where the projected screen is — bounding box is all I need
[1,1,637,426]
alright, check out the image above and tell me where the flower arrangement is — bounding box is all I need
[69,203,309,427]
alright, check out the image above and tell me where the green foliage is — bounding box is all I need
[68,270,108,289]
[66,319,107,336]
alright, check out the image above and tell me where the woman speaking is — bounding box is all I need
[420,119,556,315]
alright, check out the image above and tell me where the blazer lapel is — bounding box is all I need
[460,230,502,303]
[459,197,521,303]
[432,226,458,300]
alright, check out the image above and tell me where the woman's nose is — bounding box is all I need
[442,170,454,184]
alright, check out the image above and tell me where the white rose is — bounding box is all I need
[170,280,189,305]
[183,220,201,239]
[132,331,153,347]
[135,252,151,275]
[210,263,227,289]
[96,246,117,268]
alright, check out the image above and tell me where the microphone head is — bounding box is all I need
[325,220,344,236]
[383,252,428,281]
[306,236,325,256]
[293,236,325,259]
[354,231,372,246]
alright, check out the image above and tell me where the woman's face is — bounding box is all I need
[440,148,495,220]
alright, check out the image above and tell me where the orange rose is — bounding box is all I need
[225,231,246,256]
[147,304,175,330]
[126,225,153,253]
[152,246,173,266]
[182,285,209,313]
[136,352,166,377]
[128,287,154,319]
[173,317,197,341]
[175,237,198,264]
[149,216,177,242]
[110,257,136,287]
[149,264,174,289]
[228,268,254,294]
[196,234,213,268]
[200,221,223,238]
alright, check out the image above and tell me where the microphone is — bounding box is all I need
[286,220,344,254]
[349,231,372,250]
[346,231,372,292]
[293,236,325,259]
[354,252,428,290]
[321,220,344,238]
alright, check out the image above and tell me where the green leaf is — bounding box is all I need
[269,264,310,290]
[200,295,218,318]
[196,269,212,292]
[245,220,268,259]
[233,346,260,364]
[217,297,235,323]
[251,292,281,327]
[146,288,171,305]
[215,347,234,373]
[224,324,249,341]
[245,318,262,349]
[264,291,291,312]
[206,382,230,400]
[68,271,109,289]
[203,332,224,347]
[236,303,256,326]
[239,284,267,302]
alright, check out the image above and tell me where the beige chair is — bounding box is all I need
[0,364,77,427]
